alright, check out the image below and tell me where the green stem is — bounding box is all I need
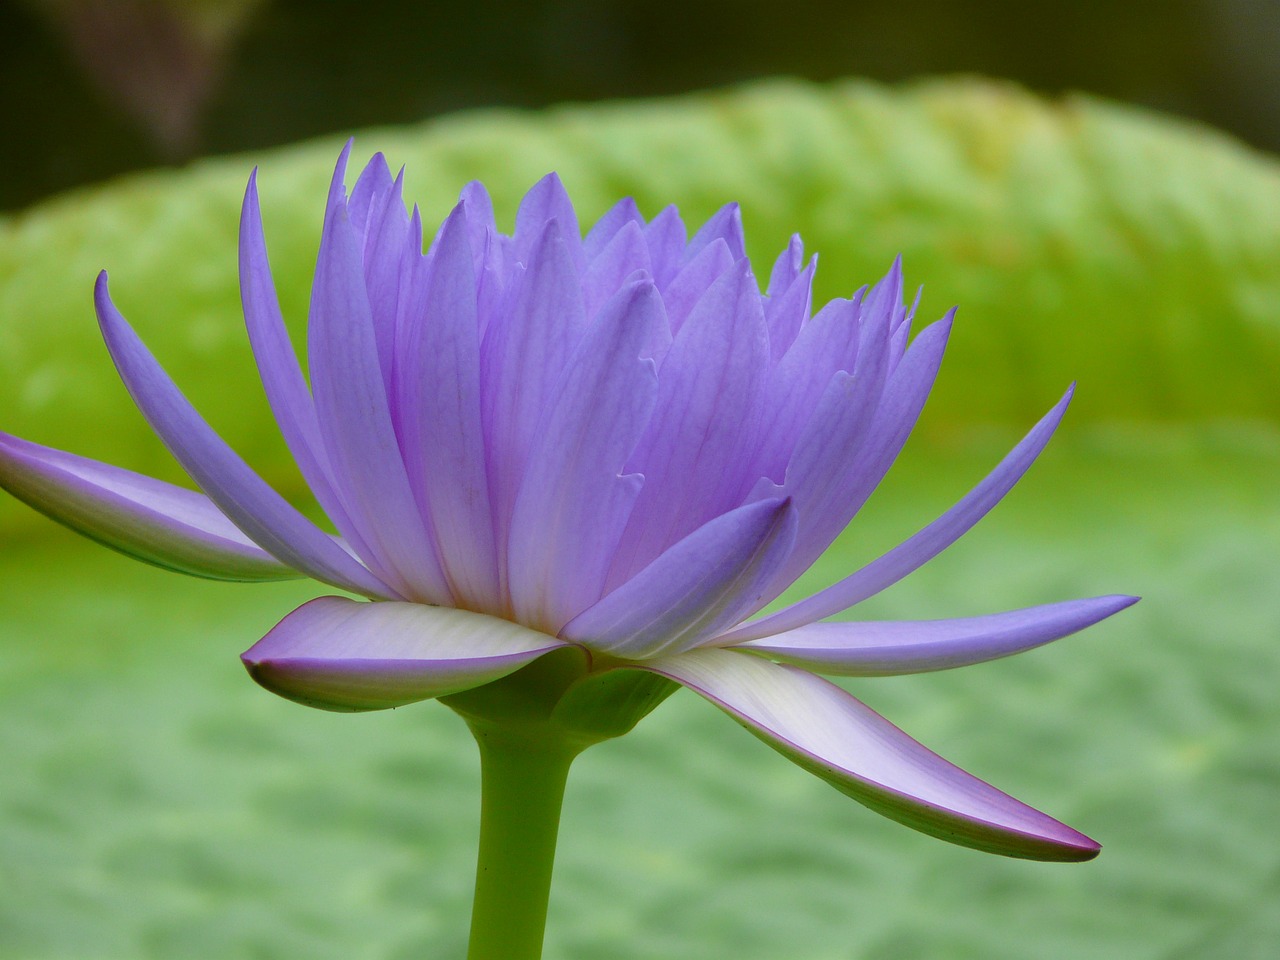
[464,723,578,960]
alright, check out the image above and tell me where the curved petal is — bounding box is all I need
[0,431,298,581]
[731,595,1138,675]
[757,309,950,601]
[242,596,568,712]
[307,149,451,603]
[643,648,1100,861]
[719,385,1073,643]
[94,273,397,600]
[240,169,371,563]
[563,498,798,659]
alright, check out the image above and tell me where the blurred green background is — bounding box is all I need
[2,3,1279,959]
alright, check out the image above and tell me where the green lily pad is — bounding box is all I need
[1,77,1278,958]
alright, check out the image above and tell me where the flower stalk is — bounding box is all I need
[463,723,576,960]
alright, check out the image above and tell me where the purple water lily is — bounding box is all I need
[0,144,1134,874]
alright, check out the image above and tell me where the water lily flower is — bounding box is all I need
[1,143,1134,957]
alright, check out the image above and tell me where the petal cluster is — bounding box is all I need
[0,145,1136,861]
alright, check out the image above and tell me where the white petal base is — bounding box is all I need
[243,597,567,711]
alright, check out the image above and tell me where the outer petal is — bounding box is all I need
[731,596,1138,674]
[240,170,372,562]
[242,596,567,712]
[720,385,1073,643]
[644,649,1100,861]
[0,432,298,581]
[95,274,397,599]
[563,498,797,659]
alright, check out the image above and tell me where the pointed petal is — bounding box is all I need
[660,237,735,334]
[764,253,815,362]
[94,273,396,599]
[397,203,500,611]
[581,220,652,320]
[721,384,1073,643]
[0,432,299,581]
[564,498,798,658]
[240,170,371,561]
[513,173,585,273]
[645,649,1100,861]
[506,280,661,633]
[242,596,567,712]
[584,195,644,260]
[732,596,1138,674]
[357,166,411,388]
[766,234,804,297]
[754,311,953,607]
[307,152,451,603]
[642,204,686,287]
[684,203,746,264]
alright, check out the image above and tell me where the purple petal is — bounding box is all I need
[480,218,588,589]
[584,196,645,260]
[684,203,746,264]
[731,596,1138,674]
[660,238,735,334]
[0,431,298,581]
[563,498,798,658]
[721,385,1074,643]
[356,165,411,390]
[307,150,451,604]
[506,280,661,633]
[242,596,567,712]
[396,203,500,611]
[581,220,652,320]
[766,234,805,297]
[94,273,396,599]
[458,180,500,283]
[513,173,585,273]
[345,149,392,236]
[644,649,1101,861]
[642,204,687,287]
[753,312,953,606]
[608,259,770,585]
[751,296,863,485]
[240,170,374,563]
[764,249,815,362]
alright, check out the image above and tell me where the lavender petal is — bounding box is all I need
[506,280,661,633]
[732,595,1138,674]
[0,431,298,581]
[720,385,1074,643]
[307,148,451,603]
[644,649,1102,861]
[242,596,567,712]
[94,273,397,599]
[564,498,797,658]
